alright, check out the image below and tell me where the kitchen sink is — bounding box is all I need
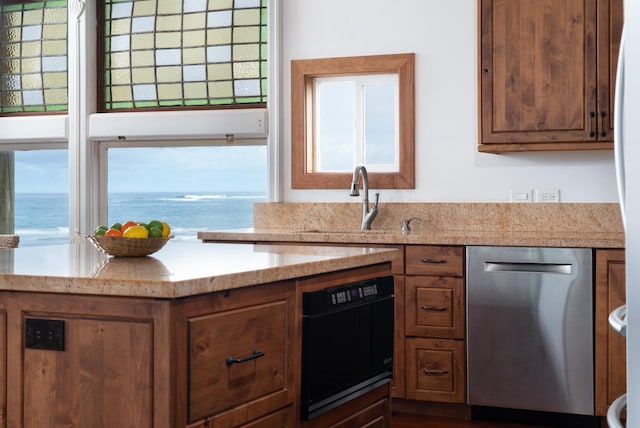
[295,229,393,235]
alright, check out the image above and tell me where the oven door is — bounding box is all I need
[300,293,393,420]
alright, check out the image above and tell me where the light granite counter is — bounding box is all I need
[197,202,625,249]
[0,241,398,298]
[198,228,624,248]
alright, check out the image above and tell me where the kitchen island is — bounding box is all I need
[0,241,398,428]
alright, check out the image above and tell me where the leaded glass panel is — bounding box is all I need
[102,0,267,111]
[0,0,68,114]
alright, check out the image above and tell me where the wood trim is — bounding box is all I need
[594,249,626,417]
[478,141,614,153]
[291,53,415,189]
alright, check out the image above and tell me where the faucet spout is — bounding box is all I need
[349,165,379,230]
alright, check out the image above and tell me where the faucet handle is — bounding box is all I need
[373,192,380,207]
[402,217,422,235]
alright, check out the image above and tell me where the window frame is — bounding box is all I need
[290,53,415,189]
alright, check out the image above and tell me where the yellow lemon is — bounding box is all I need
[122,225,149,239]
[161,221,171,238]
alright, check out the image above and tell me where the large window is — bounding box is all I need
[100,0,267,111]
[14,149,69,246]
[0,0,273,246]
[0,0,68,114]
[106,146,267,242]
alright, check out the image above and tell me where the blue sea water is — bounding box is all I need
[14,192,267,247]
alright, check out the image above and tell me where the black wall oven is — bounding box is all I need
[300,275,394,420]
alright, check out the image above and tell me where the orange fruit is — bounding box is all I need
[105,228,123,237]
[121,220,138,232]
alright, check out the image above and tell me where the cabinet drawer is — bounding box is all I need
[405,276,464,339]
[406,338,465,403]
[405,246,464,277]
[188,300,288,422]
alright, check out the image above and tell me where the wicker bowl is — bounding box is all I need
[88,235,173,257]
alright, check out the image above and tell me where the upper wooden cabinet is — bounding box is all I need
[479,0,623,153]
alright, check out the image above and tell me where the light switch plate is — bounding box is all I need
[509,189,533,203]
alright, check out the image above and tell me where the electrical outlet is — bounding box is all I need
[509,189,533,203]
[25,318,65,351]
[535,189,560,203]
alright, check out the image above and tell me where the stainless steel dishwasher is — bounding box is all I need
[466,246,593,416]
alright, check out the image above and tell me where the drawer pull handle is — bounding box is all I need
[423,369,449,375]
[226,349,265,366]
[421,305,448,312]
[420,258,446,264]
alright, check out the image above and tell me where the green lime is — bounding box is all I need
[147,220,163,231]
[94,225,108,236]
[148,227,163,238]
[111,222,122,231]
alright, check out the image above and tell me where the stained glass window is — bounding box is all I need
[0,0,68,114]
[101,0,267,111]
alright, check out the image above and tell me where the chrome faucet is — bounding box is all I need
[349,165,379,230]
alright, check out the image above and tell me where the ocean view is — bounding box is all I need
[14,192,267,247]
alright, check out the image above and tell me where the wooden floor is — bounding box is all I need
[390,413,543,428]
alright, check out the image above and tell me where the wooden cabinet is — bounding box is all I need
[595,249,626,416]
[479,0,623,153]
[2,293,166,428]
[178,281,296,427]
[0,309,6,428]
[404,245,466,403]
[0,280,296,428]
[405,338,465,403]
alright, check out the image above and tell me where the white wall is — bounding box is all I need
[279,0,619,203]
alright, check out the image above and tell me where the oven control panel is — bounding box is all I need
[303,275,394,315]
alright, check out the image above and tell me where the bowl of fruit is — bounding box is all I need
[88,220,173,257]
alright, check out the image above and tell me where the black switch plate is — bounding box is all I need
[25,318,65,351]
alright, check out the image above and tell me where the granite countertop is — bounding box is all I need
[197,228,625,249]
[197,202,625,249]
[0,241,398,298]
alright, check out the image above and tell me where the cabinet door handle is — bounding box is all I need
[421,305,448,312]
[589,111,596,137]
[226,349,265,366]
[423,369,449,375]
[600,111,607,137]
[420,258,446,264]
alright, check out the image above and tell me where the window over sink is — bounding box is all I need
[291,53,415,189]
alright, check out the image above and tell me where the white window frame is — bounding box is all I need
[313,73,400,173]
[0,0,280,242]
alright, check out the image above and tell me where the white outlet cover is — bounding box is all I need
[509,189,533,203]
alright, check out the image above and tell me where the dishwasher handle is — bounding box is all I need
[484,261,572,275]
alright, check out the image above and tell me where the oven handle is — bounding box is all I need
[226,349,265,366]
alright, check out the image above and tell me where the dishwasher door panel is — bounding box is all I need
[466,246,593,416]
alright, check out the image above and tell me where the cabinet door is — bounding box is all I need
[188,299,289,423]
[479,0,617,152]
[405,338,465,403]
[405,246,463,277]
[595,249,626,416]
[0,310,5,428]
[405,276,464,339]
[22,316,154,428]
[597,0,624,142]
